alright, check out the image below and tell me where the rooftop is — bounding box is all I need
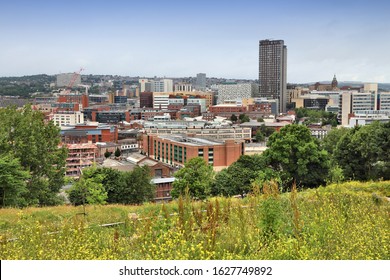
[151,177,176,184]
[126,153,147,164]
[158,135,224,146]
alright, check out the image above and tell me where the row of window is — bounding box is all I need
[154,141,187,165]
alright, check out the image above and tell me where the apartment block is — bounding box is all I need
[216,83,258,104]
[52,111,84,127]
[65,143,97,177]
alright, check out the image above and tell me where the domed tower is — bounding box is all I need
[331,74,338,90]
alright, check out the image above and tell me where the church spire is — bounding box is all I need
[331,74,338,89]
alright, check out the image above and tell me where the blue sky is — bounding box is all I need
[1,0,390,83]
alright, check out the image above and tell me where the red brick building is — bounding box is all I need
[57,93,89,109]
[61,123,118,144]
[140,92,153,108]
[208,104,247,118]
[142,134,244,170]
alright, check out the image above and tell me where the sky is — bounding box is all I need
[1,0,390,83]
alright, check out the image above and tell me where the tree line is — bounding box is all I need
[67,165,155,206]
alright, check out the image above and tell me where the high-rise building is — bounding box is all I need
[195,73,206,90]
[339,91,377,126]
[259,39,287,113]
[139,79,149,92]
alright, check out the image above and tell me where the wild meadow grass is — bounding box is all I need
[0,181,389,260]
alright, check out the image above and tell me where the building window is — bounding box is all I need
[155,169,162,178]
[208,148,214,165]
[178,146,183,163]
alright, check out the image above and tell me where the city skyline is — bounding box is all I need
[1,0,390,83]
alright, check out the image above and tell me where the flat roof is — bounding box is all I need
[151,178,176,184]
[158,135,224,146]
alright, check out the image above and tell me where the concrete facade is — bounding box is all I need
[259,39,287,113]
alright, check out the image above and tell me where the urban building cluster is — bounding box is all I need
[2,39,390,201]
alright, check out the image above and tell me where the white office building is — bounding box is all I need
[151,79,173,92]
[153,95,170,110]
[216,83,258,104]
[52,111,84,127]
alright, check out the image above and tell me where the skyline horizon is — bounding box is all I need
[2,71,388,86]
[1,0,390,83]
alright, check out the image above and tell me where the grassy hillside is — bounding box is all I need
[0,181,389,260]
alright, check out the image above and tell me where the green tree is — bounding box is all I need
[333,122,390,181]
[230,114,238,123]
[104,149,111,159]
[321,127,350,156]
[264,124,329,188]
[70,165,155,205]
[255,129,265,142]
[172,157,214,199]
[67,176,107,206]
[239,114,250,123]
[124,166,155,204]
[326,165,345,185]
[295,108,338,127]
[263,125,276,137]
[0,155,30,207]
[0,105,67,206]
[212,154,272,197]
[114,147,121,157]
[257,117,264,122]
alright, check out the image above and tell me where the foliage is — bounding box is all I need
[0,74,54,97]
[0,105,67,206]
[264,124,329,188]
[212,155,273,197]
[258,181,283,238]
[333,122,390,181]
[67,166,155,205]
[122,166,155,204]
[114,147,121,158]
[295,108,338,126]
[67,176,107,206]
[172,157,214,199]
[326,165,345,185]
[239,114,250,123]
[230,114,238,123]
[104,149,111,159]
[255,129,265,142]
[255,124,275,142]
[321,127,350,156]
[0,155,30,207]
[1,181,389,260]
